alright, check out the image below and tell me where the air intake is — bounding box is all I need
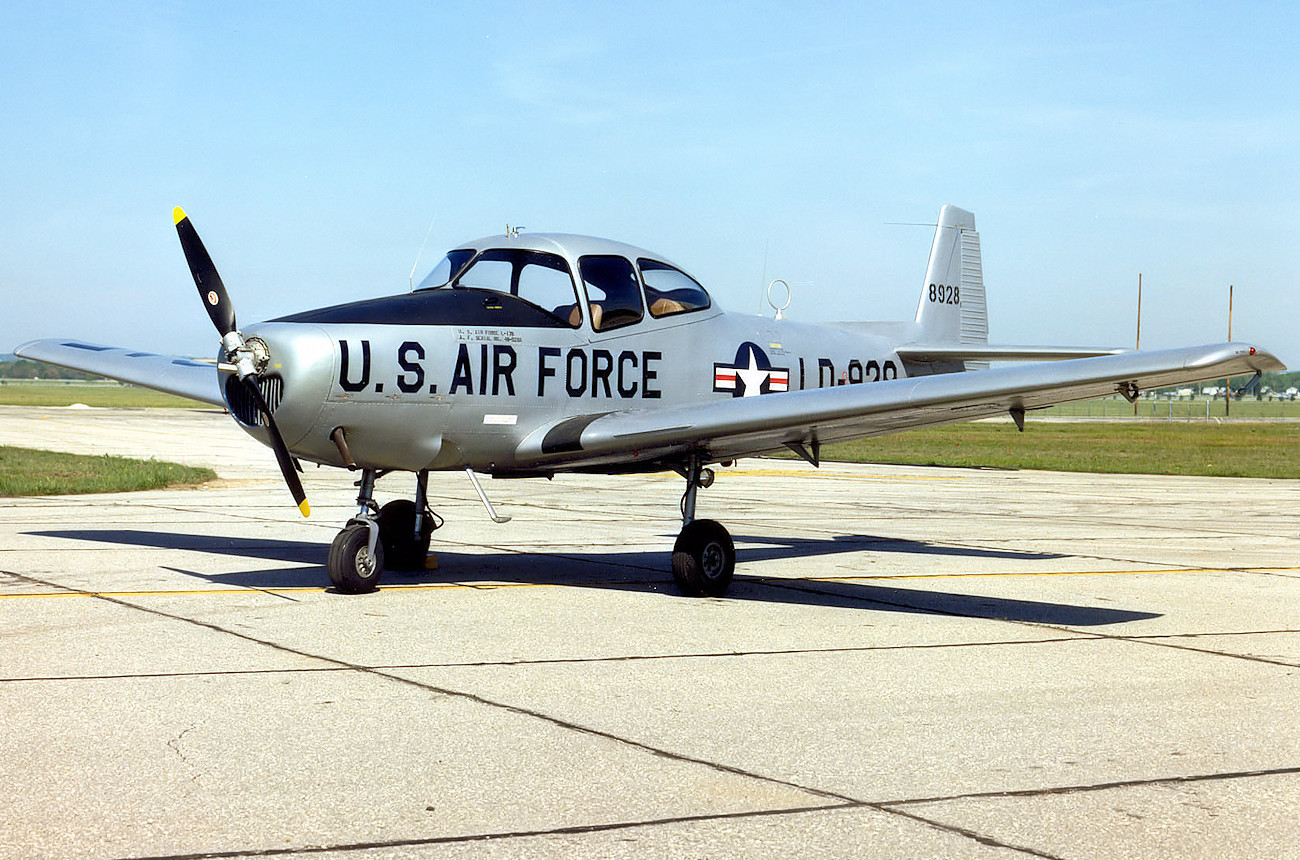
[224,374,283,427]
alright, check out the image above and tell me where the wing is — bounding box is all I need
[517,342,1284,470]
[14,339,225,407]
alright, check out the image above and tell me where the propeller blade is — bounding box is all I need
[173,208,306,518]
[174,207,237,337]
[242,375,311,518]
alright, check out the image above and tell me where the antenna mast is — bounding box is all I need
[408,215,438,290]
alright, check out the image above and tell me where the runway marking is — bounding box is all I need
[725,468,963,482]
[530,466,965,482]
[3,566,1297,600]
[0,581,566,599]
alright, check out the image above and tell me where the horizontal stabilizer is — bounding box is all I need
[14,339,225,406]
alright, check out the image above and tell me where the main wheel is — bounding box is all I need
[328,523,385,593]
[672,519,735,597]
[377,500,433,571]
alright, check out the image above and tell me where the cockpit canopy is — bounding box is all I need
[277,233,713,330]
[416,233,712,331]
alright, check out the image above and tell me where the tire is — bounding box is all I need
[671,519,735,597]
[377,500,433,571]
[328,523,385,593]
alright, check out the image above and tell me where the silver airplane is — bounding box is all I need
[17,205,1284,596]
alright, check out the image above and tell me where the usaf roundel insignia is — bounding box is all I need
[713,342,790,398]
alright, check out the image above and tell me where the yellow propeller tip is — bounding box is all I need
[172,206,188,225]
[299,500,311,518]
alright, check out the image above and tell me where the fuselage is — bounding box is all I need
[226,232,920,475]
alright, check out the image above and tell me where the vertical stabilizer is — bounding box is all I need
[915,205,988,355]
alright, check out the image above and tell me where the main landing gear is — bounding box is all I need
[325,458,735,597]
[671,454,735,597]
[328,469,441,593]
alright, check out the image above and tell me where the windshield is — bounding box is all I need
[453,248,582,327]
[415,249,475,290]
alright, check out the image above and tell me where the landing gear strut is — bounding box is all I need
[328,469,441,593]
[671,454,734,597]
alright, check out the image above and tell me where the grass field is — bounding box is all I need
[0,382,210,408]
[0,446,218,496]
[814,421,1300,479]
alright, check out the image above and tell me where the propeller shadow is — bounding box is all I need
[29,528,1157,626]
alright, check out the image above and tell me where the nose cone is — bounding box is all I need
[222,323,333,449]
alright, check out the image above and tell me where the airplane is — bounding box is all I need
[16,205,1284,596]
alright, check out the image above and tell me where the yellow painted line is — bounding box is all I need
[1,587,324,599]
[587,467,959,482]
[0,581,557,600]
[725,468,960,481]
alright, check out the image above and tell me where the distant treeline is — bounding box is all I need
[1260,370,1300,391]
[0,359,102,381]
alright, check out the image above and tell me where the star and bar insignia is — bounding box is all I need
[713,342,790,398]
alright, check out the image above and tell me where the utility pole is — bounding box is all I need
[1134,274,1142,417]
[1225,285,1233,417]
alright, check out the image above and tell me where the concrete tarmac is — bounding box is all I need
[1,405,1298,859]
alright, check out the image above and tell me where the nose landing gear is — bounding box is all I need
[328,469,442,593]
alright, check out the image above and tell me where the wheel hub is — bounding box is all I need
[355,547,376,576]
[701,542,724,579]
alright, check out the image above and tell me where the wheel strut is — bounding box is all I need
[413,469,429,545]
[352,469,380,557]
[679,453,715,525]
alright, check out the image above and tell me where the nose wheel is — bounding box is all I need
[327,469,442,593]
[672,454,735,597]
[328,523,384,593]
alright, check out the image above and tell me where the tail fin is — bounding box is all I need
[897,206,1126,371]
[915,205,988,348]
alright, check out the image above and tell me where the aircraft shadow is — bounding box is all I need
[29,529,1157,626]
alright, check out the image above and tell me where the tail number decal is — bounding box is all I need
[928,283,960,305]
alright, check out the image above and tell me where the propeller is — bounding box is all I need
[173,207,310,517]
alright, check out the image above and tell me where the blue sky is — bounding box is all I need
[3,1,1297,364]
